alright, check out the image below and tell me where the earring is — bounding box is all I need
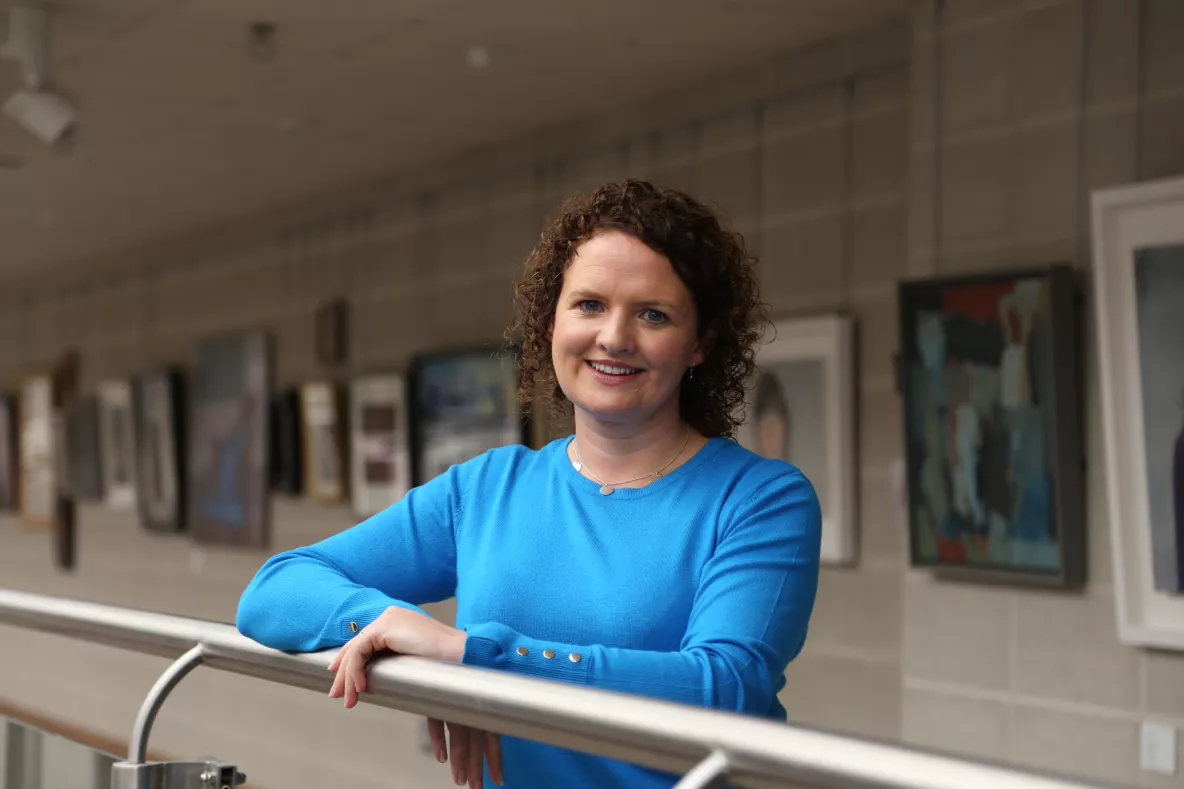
[688,366,695,381]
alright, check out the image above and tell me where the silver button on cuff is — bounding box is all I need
[516,646,529,656]
[348,621,359,633]
[543,649,555,659]
[568,652,582,663]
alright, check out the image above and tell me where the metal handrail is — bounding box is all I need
[0,588,1119,789]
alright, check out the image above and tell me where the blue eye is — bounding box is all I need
[642,309,668,324]
[577,300,603,313]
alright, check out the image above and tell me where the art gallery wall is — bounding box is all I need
[0,19,911,789]
[903,1,1184,786]
[0,2,1183,787]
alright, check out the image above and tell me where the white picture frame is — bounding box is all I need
[1091,175,1184,651]
[97,379,137,510]
[350,374,411,518]
[735,315,857,565]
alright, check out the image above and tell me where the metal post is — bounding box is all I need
[673,750,729,789]
[108,645,247,789]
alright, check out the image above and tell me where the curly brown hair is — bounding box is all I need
[505,179,767,439]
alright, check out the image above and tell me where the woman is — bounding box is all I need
[236,180,822,789]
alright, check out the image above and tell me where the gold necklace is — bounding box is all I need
[570,428,690,496]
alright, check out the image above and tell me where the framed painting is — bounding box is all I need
[735,315,857,565]
[350,373,411,518]
[97,379,137,510]
[0,393,17,510]
[269,388,303,495]
[898,265,1084,587]
[408,347,528,486]
[18,373,55,529]
[65,395,104,501]
[132,368,187,533]
[188,330,272,548]
[1092,176,1184,649]
[300,380,347,503]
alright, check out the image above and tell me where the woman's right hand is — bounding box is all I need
[428,717,503,788]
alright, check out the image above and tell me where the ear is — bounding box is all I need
[690,328,716,367]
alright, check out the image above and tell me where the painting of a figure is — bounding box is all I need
[188,331,272,548]
[899,266,1083,585]
[735,315,856,564]
[1133,244,1184,592]
[410,349,527,486]
[741,361,829,515]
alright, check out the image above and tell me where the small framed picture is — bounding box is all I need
[19,373,55,529]
[132,368,187,533]
[0,393,18,510]
[98,379,138,510]
[1092,175,1184,649]
[408,347,528,486]
[65,395,104,501]
[735,315,858,565]
[300,381,347,503]
[269,388,303,495]
[898,265,1085,587]
[350,373,411,518]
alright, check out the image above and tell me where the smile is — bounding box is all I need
[587,361,642,376]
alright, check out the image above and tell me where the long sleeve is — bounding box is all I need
[235,460,466,651]
[460,471,821,715]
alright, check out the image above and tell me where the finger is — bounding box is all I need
[428,718,447,764]
[448,722,468,786]
[468,727,485,789]
[485,731,504,786]
[328,648,349,699]
[345,650,363,709]
[327,649,343,673]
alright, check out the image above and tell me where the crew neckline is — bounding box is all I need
[556,434,728,500]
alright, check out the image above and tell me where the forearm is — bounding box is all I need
[236,551,429,651]
[461,622,788,714]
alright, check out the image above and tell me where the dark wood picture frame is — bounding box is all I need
[897,265,1085,587]
[0,393,18,510]
[269,387,303,495]
[407,346,529,487]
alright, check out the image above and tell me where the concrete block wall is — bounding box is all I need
[0,20,910,789]
[4,1,1184,785]
[904,1,1184,787]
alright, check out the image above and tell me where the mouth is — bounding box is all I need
[586,360,643,378]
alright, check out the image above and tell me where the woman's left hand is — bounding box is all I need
[328,606,467,709]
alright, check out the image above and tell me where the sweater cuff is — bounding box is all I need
[336,591,429,642]
[461,621,590,684]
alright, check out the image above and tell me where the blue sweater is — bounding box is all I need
[236,435,821,789]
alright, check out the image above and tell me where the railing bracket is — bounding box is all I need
[673,749,730,789]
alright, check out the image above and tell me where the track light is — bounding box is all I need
[0,3,49,89]
[2,2,77,148]
[3,88,75,147]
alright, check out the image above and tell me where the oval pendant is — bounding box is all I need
[572,461,582,472]
[599,485,614,496]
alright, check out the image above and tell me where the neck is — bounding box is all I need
[570,407,697,484]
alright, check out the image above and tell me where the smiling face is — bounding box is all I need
[550,229,704,428]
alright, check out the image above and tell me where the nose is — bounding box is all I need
[596,309,635,356]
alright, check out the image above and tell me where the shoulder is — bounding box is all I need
[445,440,559,488]
[701,439,821,539]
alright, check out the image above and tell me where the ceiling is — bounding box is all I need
[0,0,904,284]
